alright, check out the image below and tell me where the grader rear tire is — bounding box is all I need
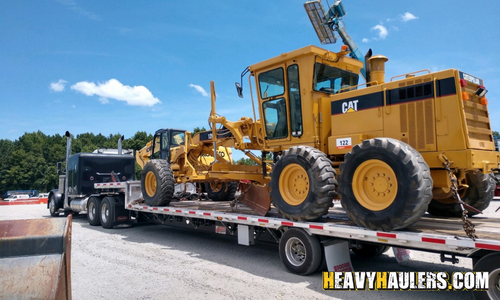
[271,146,337,222]
[338,138,433,231]
[141,159,175,206]
[427,171,494,217]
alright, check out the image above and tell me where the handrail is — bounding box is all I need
[390,69,431,82]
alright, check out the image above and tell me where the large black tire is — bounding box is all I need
[48,194,61,217]
[427,171,494,217]
[351,243,390,258]
[472,252,500,300]
[279,228,322,275]
[338,138,433,231]
[271,146,337,221]
[141,159,175,206]
[87,196,102,226]
[204,182,238,201]
[100,197,114,229]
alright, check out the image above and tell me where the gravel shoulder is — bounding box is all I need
[2,200,499,299]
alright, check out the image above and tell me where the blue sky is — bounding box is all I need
[1,0,499,160]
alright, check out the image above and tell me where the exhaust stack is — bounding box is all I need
[367,55,388,85]
[118,135,124,155]
[64,131,71,208]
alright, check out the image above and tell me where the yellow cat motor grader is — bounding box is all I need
[140,0,498,231]
[136,128,239,202]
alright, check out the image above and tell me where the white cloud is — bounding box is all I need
[371,24,388,39]
[362,38,369,43]
[55,0,99,20]
[50,79,68,92]
[401,12,418,22]
[71,79,161,107]
[99,97,110,104]
[189,84,209,97]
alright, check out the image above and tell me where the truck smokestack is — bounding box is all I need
[64,131,71,208]
[118,135,124,155]
[367,55,388,85]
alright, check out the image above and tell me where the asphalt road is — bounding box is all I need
[2,200,499,299]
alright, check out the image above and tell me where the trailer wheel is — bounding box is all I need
[279,228,322,275]
[338,138,433,231]
[48,195,60,217]
[100,197,114,229]
[204,181,237,201]
[427,171,494,217]
[271,146,337,221]
[141,159,175,206]
[351,243,390,258]
[472,252,500,300]
[87,196,101,226]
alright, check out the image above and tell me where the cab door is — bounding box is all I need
[258,65,289,147]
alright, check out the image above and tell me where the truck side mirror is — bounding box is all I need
[235,82,243,98]
[57,162,63,175]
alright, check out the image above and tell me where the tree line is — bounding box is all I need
[0,128,255,197]
[0,131,153,196]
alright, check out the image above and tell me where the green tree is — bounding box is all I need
[191,127,207,137]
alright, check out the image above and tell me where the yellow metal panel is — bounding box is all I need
[421,150,499,172]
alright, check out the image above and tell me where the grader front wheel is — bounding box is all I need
[271,146,337,222]
[338,138,433,231]
[141,159,175,206]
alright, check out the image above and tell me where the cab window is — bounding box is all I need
[313,62,359,94]
[170,131,185,147]
[288,64,302,137]
[258,68,285,99]
[262,98,288,139]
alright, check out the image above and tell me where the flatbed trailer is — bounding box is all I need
[91,181,500,299]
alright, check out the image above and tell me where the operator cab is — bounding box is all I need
[152,128,186,162]
[237,45,363,147]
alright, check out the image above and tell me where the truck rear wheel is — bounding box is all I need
[472,252,500,300]
[100,197,114,229]
[271,146,337,221]
[279,228,322,275]
[87,196,101,226]
[141,159,175,206]
[204,181,237,201]
[338,138,433,231]
[427,171,494,217]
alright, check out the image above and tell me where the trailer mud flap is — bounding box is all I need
[393,247,411,263]
[324,240,354,272]
[238,183,271,216]
[0,216,72,300]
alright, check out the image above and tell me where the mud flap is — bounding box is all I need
[0,216,72,299]
[238,182,271,216]
[107,196,132,227]
[393,247,412,263]
[324,240,354,272]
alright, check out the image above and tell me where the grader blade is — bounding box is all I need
[0,216,72,300]
[238,183,271,216]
